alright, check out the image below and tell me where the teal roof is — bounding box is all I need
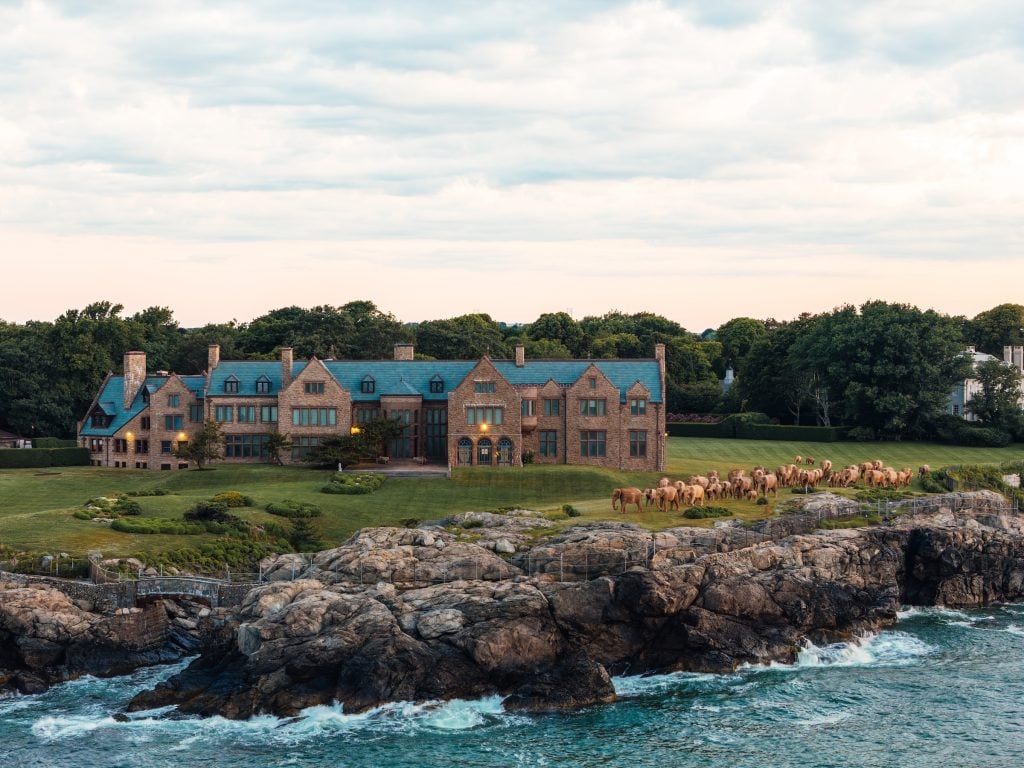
[80,374,208,437]
[493,360,661,402]
[207,361,305,397]
[324,361,476,401]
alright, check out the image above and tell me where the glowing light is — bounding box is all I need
[351,426,361,435]
[480,423,489,432]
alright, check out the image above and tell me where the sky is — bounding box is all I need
[1,0,1022,330]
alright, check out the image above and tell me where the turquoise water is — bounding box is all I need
[4,606,1024,767]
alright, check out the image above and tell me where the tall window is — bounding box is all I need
[588,377,597,389]
[224,377,239,394]
[539,430,557,457]
[477,437,493,466]
[167,394,180,407]
[466,407,503,425]
[497,437,513,466]
[237,405,256,423]
[292,407,337,426]
[256,377,271,394]
[543,399,560,416]
[135,439,149,453]
[356,407,379,424]
[189,403,204,422]
[630,399,647,416]
[580,431,606,457]
[521,400,535,416]
[164,414,183,430]
[260,405,278,423]
[140,416,151,430]
[457,437,473,465]
[304,381,325,394]
[579,399,606,417]
[215,406,233,423]
[360,376,376,394]
[629,430,647,457]
[425,408,448,460]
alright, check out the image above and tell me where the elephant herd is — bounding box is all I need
[611,457,932,514]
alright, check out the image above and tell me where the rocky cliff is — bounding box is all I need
[123,491,1024,719]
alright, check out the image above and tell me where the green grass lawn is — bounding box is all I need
[1,437,1020,560]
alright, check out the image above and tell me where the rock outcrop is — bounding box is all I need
[127,493,1024,720]
[0,581,231,696]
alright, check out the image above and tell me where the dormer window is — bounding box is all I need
[429,375,444,394]
[360,376,376,394]
[90,412,112,428]
[256,376,271,394]
[224,375,239,394]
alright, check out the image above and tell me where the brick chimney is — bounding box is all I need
[515,344,525,367]
[394,343,414,361]
[208,343,220,371]
[123,351,146,409]
[281,347,294,388]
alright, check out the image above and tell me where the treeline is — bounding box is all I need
[1,299,1022,442]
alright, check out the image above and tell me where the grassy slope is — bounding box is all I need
[0,438,1020,557]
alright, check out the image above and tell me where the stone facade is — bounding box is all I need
[80,343,666,471]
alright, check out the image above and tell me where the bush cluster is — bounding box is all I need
[265,500,322,518]
[139,540,288,575]
[666,413,725,424]
[667,418,848,442]
[561,503,581,517]
[183,501,239,524]
[126,487,172,497]
[111,518,206,535]
[75,496,142,520]
[853,488,919,503]
[321,473,386,495]
[930,415,1011,447]
[682,506,730,519]
[210,491,255,507]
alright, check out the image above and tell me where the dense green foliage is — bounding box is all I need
[0,448,89,468]
[265,499,323,518]
[321,473,386,494]
[175,419,225,469]
[682,506,730,519]
[210,491,255,507]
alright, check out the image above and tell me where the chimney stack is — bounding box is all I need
[208,344,220,371]
[123,351,147,409]
[281,347,294,388]
[394,343,414,361]
[515,344,525,368]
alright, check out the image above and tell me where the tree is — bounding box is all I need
[526,312,586,357]
[305,434,367,468]
[967,359,1024,435]
[288,517,325,552]
[967,304,1024,355]
[715,317,767,377]
[265,431,293,465]
[416,314,508,359]
[175,419,225,469]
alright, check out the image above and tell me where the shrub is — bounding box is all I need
[755,497,768,506]
[183,501,234,523]
[210,491,254,508]
[111,518,206,535]
[399,517,420,529]
[126,487,172,497]
[847,426,876,442]
[462,518,484,529]
[853,488,918,503]
[682,506,730,519]
[113,499,142,516]
[561,503,581,517]
[265,500,322,518]
[321,473,386,495]
[521,450,534,465]
[33,437,77,449]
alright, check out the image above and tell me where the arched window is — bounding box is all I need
[457,438,473,465]
[497,438,513,466]
[477,438,492,466]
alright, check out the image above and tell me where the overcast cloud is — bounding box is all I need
[1,1,1022,328]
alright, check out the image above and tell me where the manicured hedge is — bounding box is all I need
[33,437,77,449]
[0,447,90,468]
[667,422,849,442]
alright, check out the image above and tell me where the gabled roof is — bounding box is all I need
[80,375,163,437]
[207,361,305,397]
[324,361,476,401]
[492,360,662,403]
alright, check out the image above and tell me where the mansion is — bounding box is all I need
[78,343,667,471]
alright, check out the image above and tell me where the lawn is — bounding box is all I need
[0,437,1020,560]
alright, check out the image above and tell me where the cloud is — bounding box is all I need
[1,0,1023,327]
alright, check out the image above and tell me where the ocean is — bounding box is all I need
[4,605,1024,767]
